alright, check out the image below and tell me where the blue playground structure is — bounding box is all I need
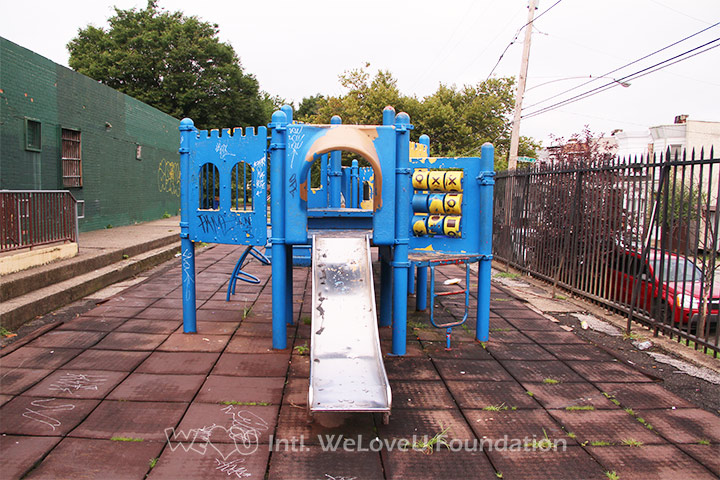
[179,106,494,421]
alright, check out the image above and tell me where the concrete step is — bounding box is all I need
[0,243,180,331]
[1,235,178,303]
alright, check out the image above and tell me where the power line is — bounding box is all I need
[484,0,563,81]
[523,20,720,111]
[521,39,720,119]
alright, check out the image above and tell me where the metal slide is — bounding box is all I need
[309,234,391,422]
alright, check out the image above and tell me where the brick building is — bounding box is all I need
[0,37,180,232]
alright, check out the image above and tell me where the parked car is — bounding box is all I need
[607,249,719,327]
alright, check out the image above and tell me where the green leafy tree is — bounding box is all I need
[67,1,269,129]
[297,64,538,170]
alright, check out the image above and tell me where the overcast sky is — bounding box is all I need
[2,0,718,145]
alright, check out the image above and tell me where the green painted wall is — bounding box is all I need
[0,37,180,232]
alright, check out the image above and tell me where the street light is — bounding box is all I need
[525,75,631,92]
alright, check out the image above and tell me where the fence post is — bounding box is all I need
[476,143,495,343]
[179,118,197,333]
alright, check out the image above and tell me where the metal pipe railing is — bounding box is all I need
[0,190,79,252]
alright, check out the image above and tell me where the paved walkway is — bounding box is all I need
[1,243,719,479]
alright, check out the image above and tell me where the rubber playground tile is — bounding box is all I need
[541,342,617,361]
[0,394,13,407]
[467,408,567,443]
[93,332,169,351]
[23,370,128,399]
[62,349,150,372]
[268,446,383,480]
[175,402,278,444]
[484,329,536,343]
[175,321,237,335]
[378,408,476,442]
[133,307,183,321]
[596,382,695,410]
[123,283,176,298]
[274,404,376,446]
[69,400,188,441]
[83,304,147,318]
[381,449,497,479]
[0,347,82,369]
[211,353,290,377]
[548,409,665,445]
[107,373,205,402]
[115,319,180,334]
[488,317,518,331]
[677,444,720,476]
[57,316,126,332]
[588,444,717,480]
[195,376,285,405]
[102,295,157,308]
[136,351,220,375]
[24,437,165,480]
[500,316,560,332]
[486,342,556,361]
[0,367,53,395]
[566,360,655,383]
[521,381,619,410]
[488,445,606,480]
[198,300,245,312]
[384,356,442,380]
[0,396,100,436]
[156,333,230,353]
[637,408,720,444]
[152,298,189,309]
[282,378,308,406]
[225,335,277,354]
[390,380,456,409]
[500,360,587,383]
[234,321,290,338]
[379,339,426,357]
[288,356,310,378]
[447,380,541,409]
[0,435,61,479]
[196,309,243,323]
[520,328,588,344]
[26,330,107,349]
[434,358,514,382]
[147,443,270,480]
[418,340,492,359]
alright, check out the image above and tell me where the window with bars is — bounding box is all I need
[61,128,82,187]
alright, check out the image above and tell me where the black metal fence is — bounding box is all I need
[493,148,720,355]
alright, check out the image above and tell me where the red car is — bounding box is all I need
[608,249,720,327]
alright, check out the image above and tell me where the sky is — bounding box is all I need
[1,0,719,146]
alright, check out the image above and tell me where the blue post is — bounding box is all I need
[476,143,495,342]
[350,159,359,208]
[382,106,396,126]
[415,134,430,311]
[408,264,416,295]
[392,112,413,355]
[179,118,197,333]
[329,115,342,208]
[320,154,329,206]
[285,247,294,325]
[379,246,392,327]
[270,110,289,349]
[416,265,428,311]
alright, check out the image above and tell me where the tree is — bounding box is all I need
[298,65,539,169]
[67,1,269,129]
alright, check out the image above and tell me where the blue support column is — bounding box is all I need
[391,112,413,355]
[350,159,359,208]
[407,264,416,295]
[416,134,430,312]
[179,118,197,333]
[476,143,495,342]
[269,110,289,349]
[416,265,428,311]
[379,246,393,327]
[285,247,294,325]
[329,116,342,208]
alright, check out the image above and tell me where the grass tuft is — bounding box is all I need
[220,401,271,406]
[565,405,595,411]
[111,436,143,442]
[542,378,560,385]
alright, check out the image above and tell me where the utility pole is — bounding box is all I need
[508,0,537,170]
